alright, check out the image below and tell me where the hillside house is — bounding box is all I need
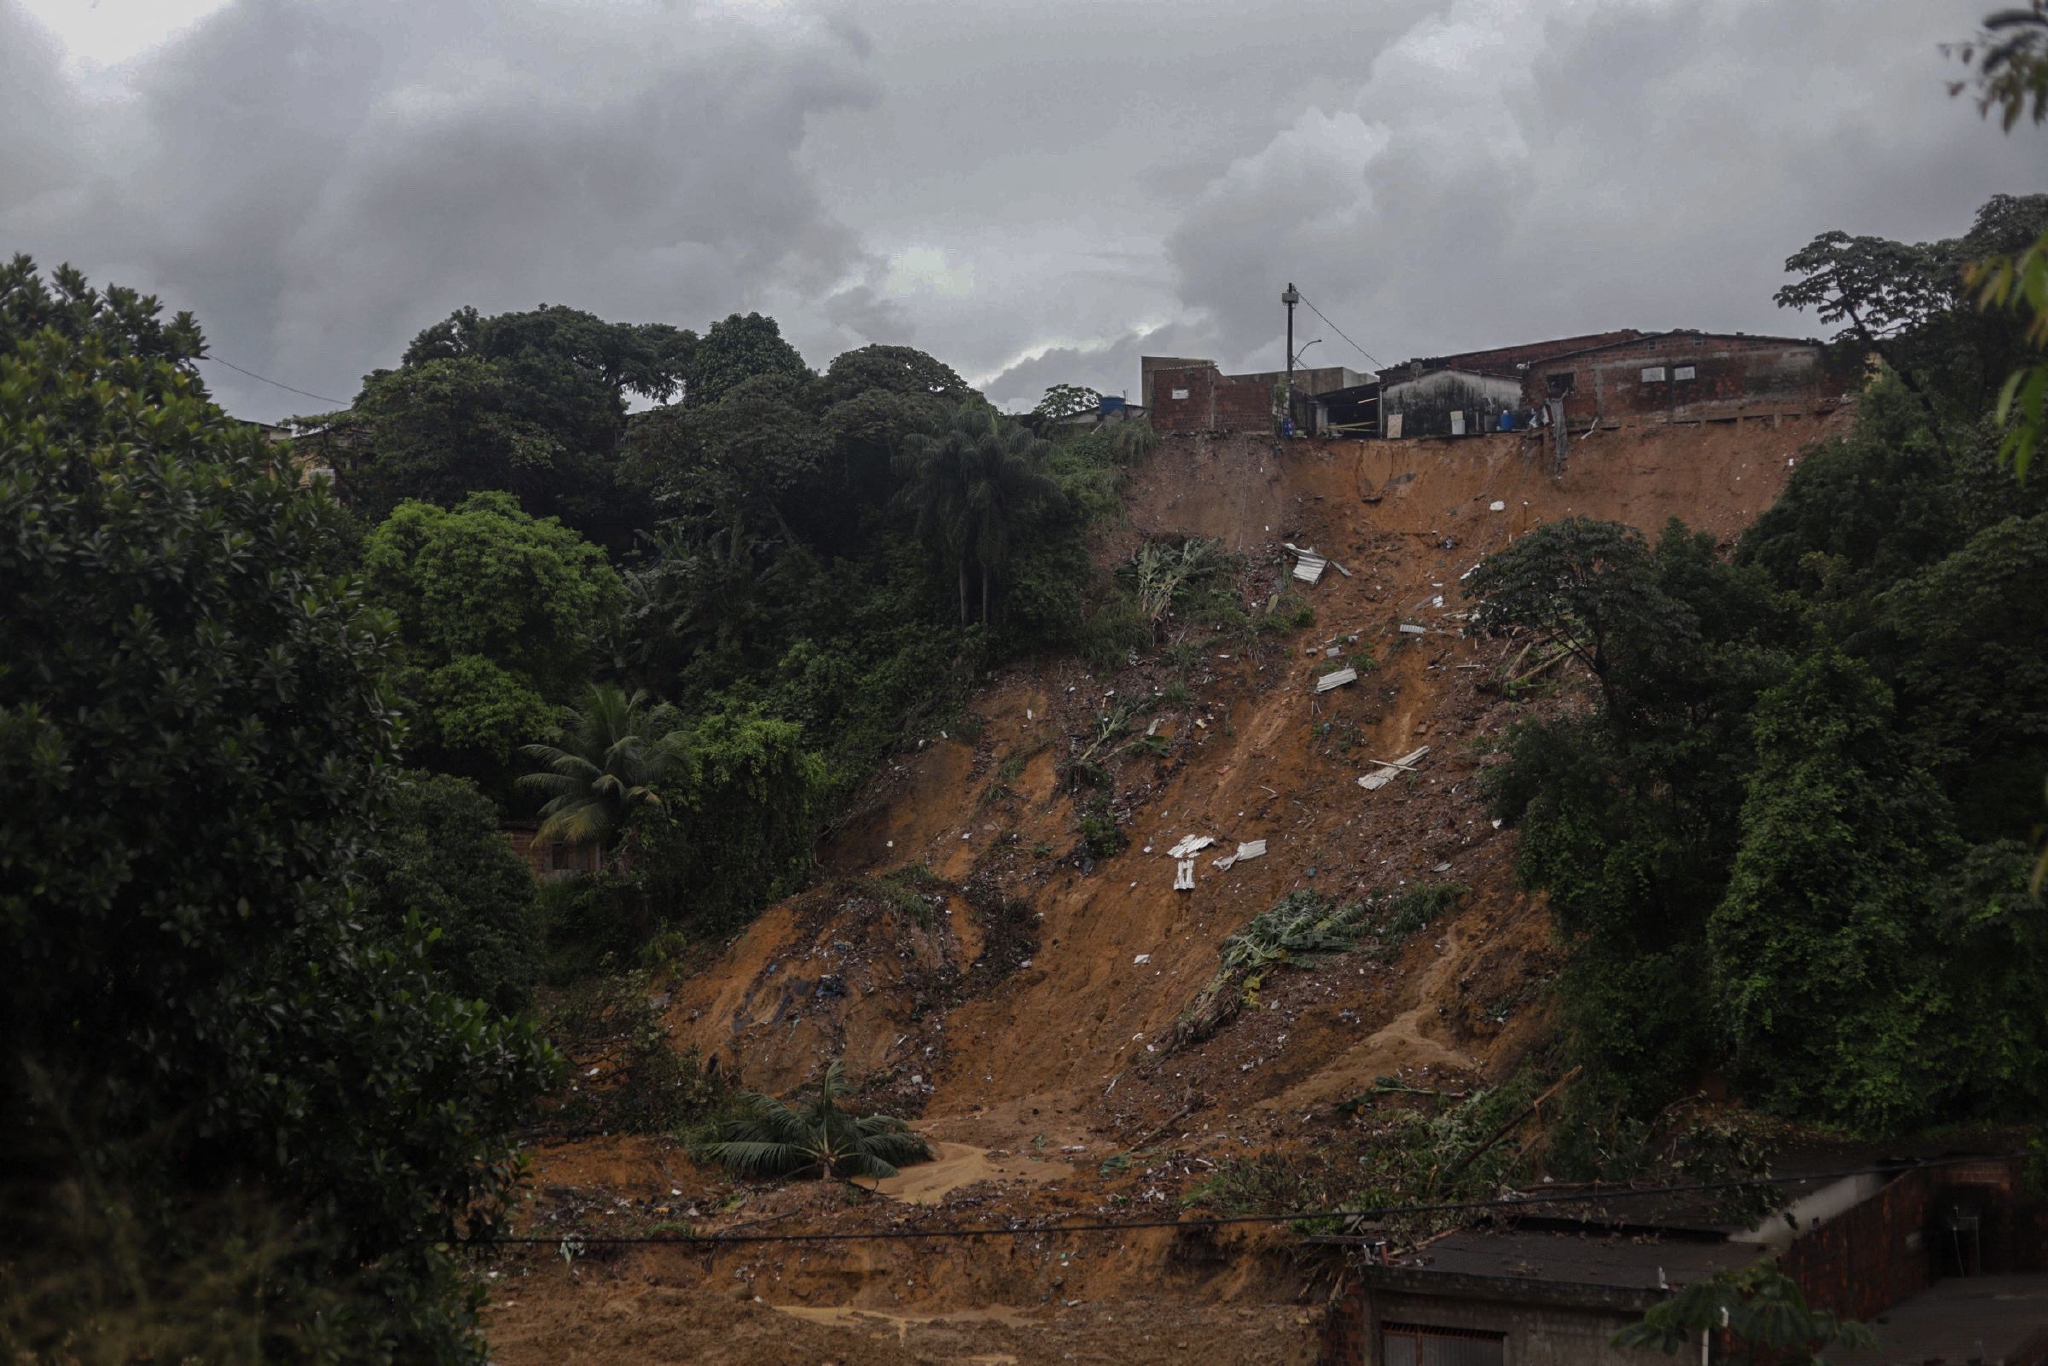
[1315,1153,2048,1365]
[1523,331,1853,426]
[502,820,602,881]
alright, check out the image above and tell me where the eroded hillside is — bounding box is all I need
[488,411,1847,1365]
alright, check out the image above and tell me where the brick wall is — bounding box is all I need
[1777,1156,2030,1322]
[1435,330,1645,374]
[1150,364,1276,433]
[1521,333,1843,423]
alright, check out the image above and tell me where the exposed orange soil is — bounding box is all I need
[486,410,1849,1364]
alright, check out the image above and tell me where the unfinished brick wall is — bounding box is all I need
[1150,364,1276,433]
[1521,334,1845,423]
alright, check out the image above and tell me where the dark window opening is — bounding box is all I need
[1381,1323,1506,1366]
[1545,372,1576,398]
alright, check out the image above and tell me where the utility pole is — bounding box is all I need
[1281,282,1299,434]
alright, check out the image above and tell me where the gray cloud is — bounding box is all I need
[2,0,2038,420]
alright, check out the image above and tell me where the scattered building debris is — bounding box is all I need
[1133,954,1150,965]
[1167,834,1215,858]
[1315,667,1358,693]
[1173,859,1196,891]
[1359,746,1430,791]
[1214,838,1269,871]
[1489,500,1506,511]
[1399,624,1428,636]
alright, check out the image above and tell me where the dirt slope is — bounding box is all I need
[489,411,1848,1364]
[670,416,1835,1138]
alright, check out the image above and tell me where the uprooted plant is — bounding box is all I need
[1160,884,1466,1056]
[694,1060,932,1181]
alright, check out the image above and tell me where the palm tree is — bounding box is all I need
[895,405,1056,624]
[698,1061,931,1181]
[517,684,680,856]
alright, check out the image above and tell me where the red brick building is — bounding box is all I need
[1521,330,1852,424]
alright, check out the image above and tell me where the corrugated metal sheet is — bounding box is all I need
[1174,858,1196,891]
[1359,746,1430,792]
[1315,667,1358,693]
[1168,834,1215,858]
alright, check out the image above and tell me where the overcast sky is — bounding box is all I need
[4,0,2039,420]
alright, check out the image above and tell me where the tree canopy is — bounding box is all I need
[364,491,625,785]
[0,270,555,1358]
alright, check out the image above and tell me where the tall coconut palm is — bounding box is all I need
[698,1061,931,1180]
[517,684,680,855]
[895,404,1056,624]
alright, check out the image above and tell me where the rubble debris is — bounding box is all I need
[1174,859,1196,891]
[1399,624,1428,636]
[1283,542,1329,584]
[1359,746,1431,792]
[1168,834,1215,858]
[1214,838,1269,871]
[1314,667,1358,694]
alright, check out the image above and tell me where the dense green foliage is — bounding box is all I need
[364,491,625,787]
[1479,196,2048,1139]
[0,267,556,1359]
[361,773,546,1017]
[1614,1263,1875,1362]
[331,303,691,547]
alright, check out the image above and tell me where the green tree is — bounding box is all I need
[364,491,624,782]
[332,303,691,546]
[362,773,545,1016]
[1707,653,1958,1129]
[895,403,1059,624]
[1031,382,1103,422]
[0,276,555,1359]
[625,374,824,565]
[518,685,681,856]
[699,1060,930,1180]
[0,253,206,379]
[683,311,811,407]
[1614,1263,1874,1363]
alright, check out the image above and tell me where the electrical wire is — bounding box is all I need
[197,353,351,408]
[465,1153,2013,1249]
[1293,290,1384,372]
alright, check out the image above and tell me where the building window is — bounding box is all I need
[1381,1323,1505,1366]
[1674,365,1697,381]
[1640,366,1668,383]
[1170,388,1189,400]
[1545,373,1575,398]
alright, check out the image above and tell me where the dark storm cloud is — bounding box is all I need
[2,0,884,417]
[2,0,2038,420]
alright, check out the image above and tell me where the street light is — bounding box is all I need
[1282,283,1300,431]
[1292,338,1323,368]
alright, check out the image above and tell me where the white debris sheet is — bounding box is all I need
[1167,834,1215,858]
[1213,838,1267,871]
[1283,541,1347,584]
[1173,858,1196,891]
[1315,666,1358,693]
[1399,623,1428,636]
[1358,746,1430,792]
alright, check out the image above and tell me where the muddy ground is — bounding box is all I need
[486,411,1848,1364]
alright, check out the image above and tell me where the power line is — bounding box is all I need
[465,1153,2012,1250]
[197,353,351,408]
[1293,290,1384,372]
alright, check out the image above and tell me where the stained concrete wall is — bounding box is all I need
[1382,369,1523,438]
[1320,1283,1679,1365]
